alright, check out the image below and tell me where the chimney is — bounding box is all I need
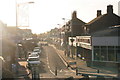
[107,5,113,14]
[97,10,102,17]
[72,11,77,19]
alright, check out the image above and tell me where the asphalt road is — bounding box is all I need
[39,45,76,79]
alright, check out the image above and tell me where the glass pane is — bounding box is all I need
[108,46,115,61]
[94,46,100,60]
[101,46,107,61]
[116,46,120,62]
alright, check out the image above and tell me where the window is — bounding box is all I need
[101,46,107,61]
[116,46,120,62]
[108,46,116,61]
[94,46,100,60]
[93,46,119,62]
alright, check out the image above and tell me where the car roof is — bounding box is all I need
[34,47,40,49]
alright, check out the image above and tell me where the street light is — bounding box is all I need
[57,24,61,47]
[62,18,71,56]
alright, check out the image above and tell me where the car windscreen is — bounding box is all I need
[69,62,76,65]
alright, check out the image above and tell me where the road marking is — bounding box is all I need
[48,66,50,69]
[56,50,67,66]
[49,44,67,66]
[59,69,63,72]
[49,44,76,73]
[50,70,55,75]
[46,49,56,76]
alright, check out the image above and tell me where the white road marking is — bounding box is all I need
[49,44,76,73]
[48,66,50,69]
[46,48,56,76]
[56,50,67,66]
[50,70,55,75]
[59,69,63,72]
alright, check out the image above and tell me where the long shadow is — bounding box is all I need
[39,48,46,58]
[39,60,47,73]
[39,47,49,74]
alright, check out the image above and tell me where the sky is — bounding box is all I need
[0,0,119,34]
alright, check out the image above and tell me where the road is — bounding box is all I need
[39,45,76,79]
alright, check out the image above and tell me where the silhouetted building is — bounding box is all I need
[63,11,86,57]
[83,5,120,34]
[75,5,120,67]
[71,11,85,36]
[74,25,120,71]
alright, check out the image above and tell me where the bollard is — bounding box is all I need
[97,69,99,73]
[76,67,78,75]
[55,67,57,76]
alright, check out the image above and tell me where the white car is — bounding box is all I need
[29,52,40,58]
[34,47,41,50]
[33,48,41,54]
[27,57,40,67]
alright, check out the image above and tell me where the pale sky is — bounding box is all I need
[0,0,119,34]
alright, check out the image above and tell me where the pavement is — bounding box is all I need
[49,44,118,78]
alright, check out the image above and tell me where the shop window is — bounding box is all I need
[108,46,116,61]
[116,46,120,62]
[101,46,107,61]
[94,46,100,60]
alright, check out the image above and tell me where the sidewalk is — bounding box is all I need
[50,44,118,78]
[15,58,31,80]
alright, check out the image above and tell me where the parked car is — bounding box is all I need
[39,42,48,46]
[27,57,40,68]
[33,47,41,54]
[67,60,77,69]
[34,47,41,50]
[29,52,40,58]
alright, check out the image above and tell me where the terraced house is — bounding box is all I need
[69,5,120,70]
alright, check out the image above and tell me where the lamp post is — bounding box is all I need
[57,24,61,49]
[62,18,70,55]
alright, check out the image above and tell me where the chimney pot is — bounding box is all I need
[72,11,77,19]
[107,5,113,14]
[97,10,102,17]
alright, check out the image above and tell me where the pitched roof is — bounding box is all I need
[86,14,106,25]
[86,13,120,26]
[71,18,86,25]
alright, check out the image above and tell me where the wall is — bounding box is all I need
[92,37,120,46]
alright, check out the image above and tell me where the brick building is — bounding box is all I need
[74,5,120,67]
[83,5,120,34]
[63,11,86,57]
